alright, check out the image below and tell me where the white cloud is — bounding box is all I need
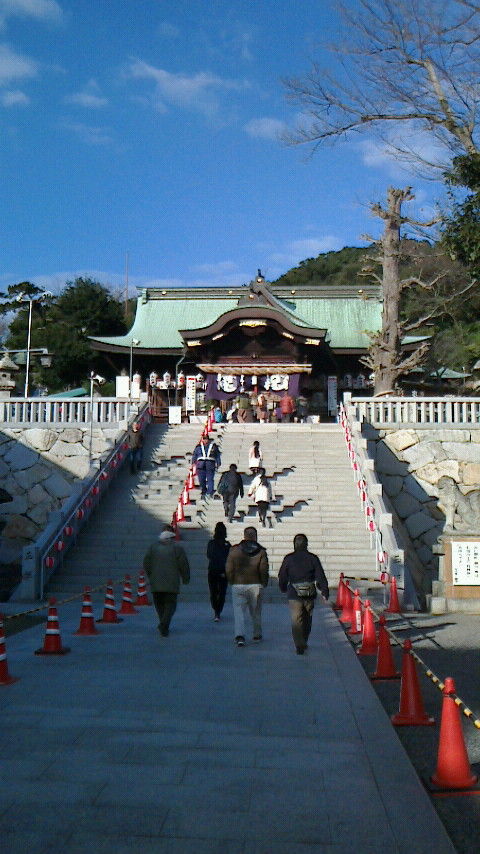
[244,117,286,141]
[0,43,37,84]
[0,0,62,27]
[60,120,113,146]
[127,59,247,117]
[359,126,450,177]
[65,81,108,109]
[268,235,343,269]
[157,21,180,39]
[0,87,28,105]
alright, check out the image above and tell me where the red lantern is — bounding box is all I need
[368,519,376,532]
[64,525,73,537]
[91,486,99,496]
[45,556,54,568]
[76,508,85,520]
[100,471,108,481]
[55,540,65,552]
[85,498,92,508]
[111,459,117,469]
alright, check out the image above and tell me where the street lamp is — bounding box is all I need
[129,338,140,400]
[16,291,52,397]
[89,372,106,461]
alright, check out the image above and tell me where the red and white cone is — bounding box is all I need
[339,580,354,624]
[356,600,378,656]
[370,616,400,681]
[348,589,363,636]
[0,614,19,685]
[74,586,100,635]
[176,498,185,523]
[391,640,435,726]
[187,468,195,490]
[118,575,138,615]
[135,573,151,606]
[97,581,122,623]
[385,575,402,614]
[35,598,70,655]
[182,484,191,506]
[333,573,345,611]
[431,677,478,790]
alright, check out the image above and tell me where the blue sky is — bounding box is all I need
[0,0,442,296]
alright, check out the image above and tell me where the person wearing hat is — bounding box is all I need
[143,525,190,636]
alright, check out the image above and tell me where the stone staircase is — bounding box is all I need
[47,422,376,605]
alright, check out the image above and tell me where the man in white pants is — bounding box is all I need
[226,526,269,647]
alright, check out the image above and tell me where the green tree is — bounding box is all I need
[4,277,126,392]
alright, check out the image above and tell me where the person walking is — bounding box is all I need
[217,463,244,522]
[206,521,231,621]
[226,526,269,646]
[248,440,263,474]
[280,392,295,423]
[278,533,329,655]
[126,421,144,473]
[248,471,272,527]
[192,435,221,498]
[256,392,268,423]
[143,525,190,636]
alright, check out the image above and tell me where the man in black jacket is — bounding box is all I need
[278,533,329,655]
[217,463,244,522]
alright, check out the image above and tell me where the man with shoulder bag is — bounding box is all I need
[278,533,329,655]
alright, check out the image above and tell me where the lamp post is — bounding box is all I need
[89,372,106,461]
[129,338,140,402]
[15,291,52,398]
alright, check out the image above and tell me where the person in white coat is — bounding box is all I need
[248,440,262,474]
[249,472,272,527]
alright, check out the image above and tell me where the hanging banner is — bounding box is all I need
[185,376,196,412]
[327,376,338,416]
[205,372,301,401]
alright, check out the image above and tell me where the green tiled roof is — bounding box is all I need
[290,297,382,348]
[91,287,382,351]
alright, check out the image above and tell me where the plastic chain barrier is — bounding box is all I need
[363,598,480,732]
[344,574,404,591]
[3,576,127,623]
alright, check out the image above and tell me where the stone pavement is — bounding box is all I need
[0,595,456,853]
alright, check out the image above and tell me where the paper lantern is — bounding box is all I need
[76,508,85,520]
[55,540,65,552]
[64,526,73,537]
[45,556,55,568]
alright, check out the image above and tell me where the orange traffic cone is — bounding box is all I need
[339,580,354,624]
[430,677,478,790]
[74,587,100,635]
[0,614,19,685]
[182,484,190,506]
[118,575,138,615]
[348,589,363,635]
[97,581,122,623]
[135,573,151,606]
[35,598,70,655]
[176,498,185,523]
[385,575,402,614]
[333,573,345,610]
[370,616,400,680]
[187,468,195,490]
[391,639,435,726]
[356,600,378,656]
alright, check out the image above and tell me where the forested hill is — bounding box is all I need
[271,246,368,287]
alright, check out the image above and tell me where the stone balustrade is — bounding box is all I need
[0,397,131,425]
[346,394,480,426]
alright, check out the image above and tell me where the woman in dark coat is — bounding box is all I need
[206,521,231,621]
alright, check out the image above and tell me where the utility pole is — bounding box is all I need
[124,251,129,321]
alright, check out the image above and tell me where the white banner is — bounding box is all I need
[185,376,196,412]
[168,406,182,425]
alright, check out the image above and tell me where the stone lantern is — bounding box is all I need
[0,352,20,399]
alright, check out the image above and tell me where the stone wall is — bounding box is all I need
[370,426,480,587]
[0,425,124,568]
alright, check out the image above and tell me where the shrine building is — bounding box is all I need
[90,271,383,418]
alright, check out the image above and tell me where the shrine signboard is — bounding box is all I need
[451,541,480,586]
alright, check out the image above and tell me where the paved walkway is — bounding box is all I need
[0,596,455,853]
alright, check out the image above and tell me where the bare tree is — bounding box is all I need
[361,186,478,394]
[285,0,480,170]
